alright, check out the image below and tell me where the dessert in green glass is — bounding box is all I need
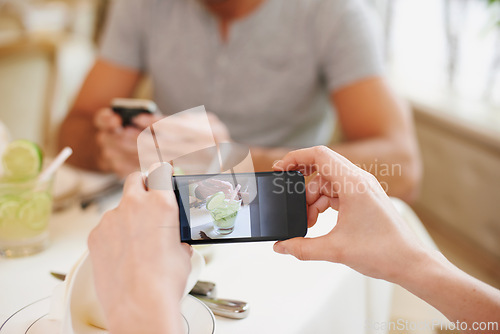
[206,191,241,235]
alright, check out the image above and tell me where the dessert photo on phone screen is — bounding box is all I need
[187,175,253,240]
[177,173,290,241]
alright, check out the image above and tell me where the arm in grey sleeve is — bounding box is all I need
[98,0,146,71]
[316,0,385,92]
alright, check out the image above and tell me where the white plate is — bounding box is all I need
[0,295,215,334]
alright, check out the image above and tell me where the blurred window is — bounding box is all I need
[371,0,500,115]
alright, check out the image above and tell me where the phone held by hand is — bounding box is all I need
[171,171,307,245]
[111,98,158,127]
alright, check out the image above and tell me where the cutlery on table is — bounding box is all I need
[50,272,250,319]
[79,182,124,209]
[50,272,66,281]
[190,280,216,297]
[190,294,249,319]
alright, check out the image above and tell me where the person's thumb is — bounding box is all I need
[146,162,174,191]
[273,236,330,261]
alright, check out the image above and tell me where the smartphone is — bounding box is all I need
[111,98,158,127]
[173,171,307,244]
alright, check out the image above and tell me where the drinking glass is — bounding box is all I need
[210,198,242,235]
[0,177,53,257]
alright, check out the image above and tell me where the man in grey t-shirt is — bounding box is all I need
[59,0,420,201]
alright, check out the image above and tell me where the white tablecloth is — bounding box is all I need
[0,200,395,334]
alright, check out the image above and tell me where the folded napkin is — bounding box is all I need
[48,250,205,333]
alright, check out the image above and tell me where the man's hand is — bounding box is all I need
[88,171,191,334]
[95,108,231,178]
[94,108,159,177]
[272,146,426,284]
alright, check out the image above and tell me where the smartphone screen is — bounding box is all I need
[173,171,307,244]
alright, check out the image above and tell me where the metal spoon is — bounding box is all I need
[191,294,249,319]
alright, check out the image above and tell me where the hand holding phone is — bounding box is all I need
[94,105,157,177]
[88,171,190,334]
[94,99,158,176]
[272,146,423,282]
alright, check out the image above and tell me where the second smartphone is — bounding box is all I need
[173,171,307,245]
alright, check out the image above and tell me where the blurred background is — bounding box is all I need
[0,0,498,333]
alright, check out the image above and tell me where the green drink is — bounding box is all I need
[0,178,53,257]
[0,139,53,257]
[206,192,241,235]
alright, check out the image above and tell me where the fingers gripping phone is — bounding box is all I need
[111,98,158,127]
[172,171,307,245]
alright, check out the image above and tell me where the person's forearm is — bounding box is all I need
[58,114,101,171]
[396,249,500,334]
[250,147,289,172]
[332,137,421,202]
[251,137,420,202]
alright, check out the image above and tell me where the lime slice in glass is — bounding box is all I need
[18,192,52,230]
[206,191,226,211]
[0,198,21,227]
[2,140,43,180]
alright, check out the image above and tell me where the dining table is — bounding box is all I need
[0,168,407,334]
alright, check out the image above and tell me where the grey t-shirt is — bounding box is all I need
[100,0,383,148]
